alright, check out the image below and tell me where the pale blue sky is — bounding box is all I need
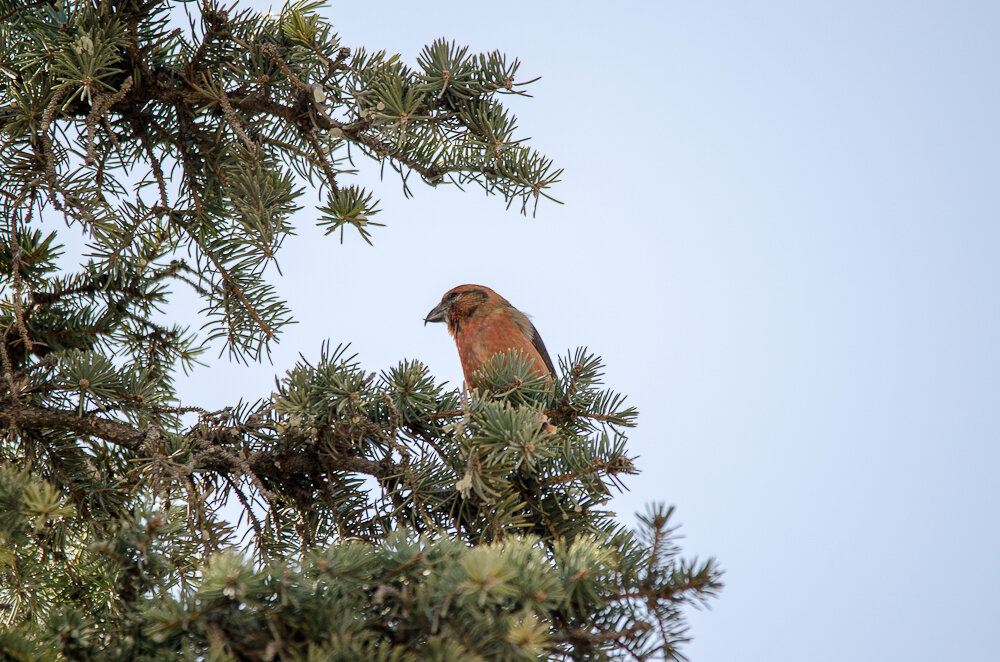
[165,1,1000,659]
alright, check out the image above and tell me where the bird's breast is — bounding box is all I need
[454,313,548,385]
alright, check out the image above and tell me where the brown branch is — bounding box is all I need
[305,128,340,195]
[9,194,35,354]
[422,409,463,421]
[38,87,67,205]
[257,133,312,159]
[173,105,206,220]
[153,259,211,297]
[215,76,258,154]
[260,42,310,93]
[606,576,718,603]
[189,7,229,75]
[331,46,351,70]
[0,401,397,483]
[0,329,17,393]
[540,456,636,487]
[554,622,653,651]
[224,473,265,542]
[85,77,133,166]
[196,443,277,501]
[30,279,146,304]
[131,118,169,206]
[565,410,634,424]
[0,402,146,451]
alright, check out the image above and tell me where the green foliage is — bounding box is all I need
[0,1,720,659]
[317,186,383,244]
[267,345,639,545]
[0,0,561,361]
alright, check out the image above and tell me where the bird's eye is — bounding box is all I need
[447,292,459,300]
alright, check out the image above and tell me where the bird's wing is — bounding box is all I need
[504,305,556,376]
[529,321,556,375]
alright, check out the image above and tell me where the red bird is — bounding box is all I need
[425,285,555,389]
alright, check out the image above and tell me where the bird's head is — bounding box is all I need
[424,285,505,334]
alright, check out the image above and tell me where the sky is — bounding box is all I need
[158,1,1000,660]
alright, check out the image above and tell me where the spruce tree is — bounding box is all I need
[0,1,722,659]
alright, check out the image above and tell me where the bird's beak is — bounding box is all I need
[424,302,448,326]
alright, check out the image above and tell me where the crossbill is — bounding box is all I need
[424,285,555,389]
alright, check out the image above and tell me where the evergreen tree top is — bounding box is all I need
[0,1,721,659]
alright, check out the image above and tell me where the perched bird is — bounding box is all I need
[425,284,555,389]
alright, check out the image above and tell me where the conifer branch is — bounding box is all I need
[0,3,717,656]
[0,401,396,482]
[214,76,258,154]
[169,215,276,341]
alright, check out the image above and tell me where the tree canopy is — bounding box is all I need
[0,1,722,659]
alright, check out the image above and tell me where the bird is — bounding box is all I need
[424,284,555,389]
